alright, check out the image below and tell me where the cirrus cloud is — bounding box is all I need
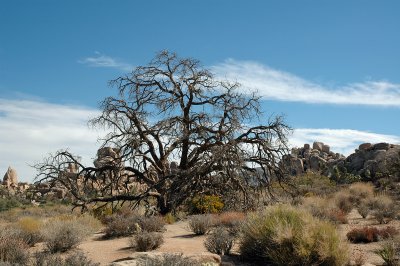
[213,59,400,107]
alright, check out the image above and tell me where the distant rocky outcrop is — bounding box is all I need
[282,142,345,175]
[284,142,400,181]
[345,142,400,179]
[2,166,19,190]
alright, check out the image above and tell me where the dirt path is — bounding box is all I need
[79,221,209,265]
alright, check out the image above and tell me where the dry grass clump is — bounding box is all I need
[0,228,29,265]
[347,226,398,243]
[139,253,197,266]
[348,182,375,200]
[15,216,43,246]
[41,216,95,253]
[36,252,96,266]
[129,231,164,251]
[188,214,215,235]
[239,204,348,266]
[302,196,347,224]
[204,226,234,255]
[358,194,397,224]
[34,251,100,266]
[103,213,141,238]
[216,211,246,227]
[376,238,400,266]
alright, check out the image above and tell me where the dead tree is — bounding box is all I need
[35,51,290,214]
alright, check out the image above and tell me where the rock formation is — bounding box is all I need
[344,142,400,179]
[2,166,19,190]
[284,142,400,181]
[282,142,345,175]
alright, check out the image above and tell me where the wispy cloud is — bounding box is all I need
[79,52,133,71]
[213,59,400,107]
[290,128,400,155]
[0,98,104,182]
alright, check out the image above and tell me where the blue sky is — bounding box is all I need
[1,0,400,181]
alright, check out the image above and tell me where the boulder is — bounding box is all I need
[313,142,324,151]
[322,144,330,153]
[373,143,390,151]
[359,143,372,150]
[309,155,327,171]
[3,166,18,189]
[94,147,121,168]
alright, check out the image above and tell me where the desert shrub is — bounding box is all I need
[347,227,380,243]
[334,191,354,214]
[302,196,331,219]
[293,172,337,196]
[0,197,22,212]
[103,213,141,238]
[138,216,166,232]
[326,208,348,224]
[129,231,164,251]
[348,182,375,201]
[188,214,214,235]
[239,204,348,266]
[14,216,43,246]
[346,226,398,243]
[41,218,93,253]
[164,213,176,224]
[371,195,397,224]
[0,229,29,265]
[302,196,348,224]
[357,201,370,218]
[216,211,246,227]
[34,251,100,266]
[375,239,400,266]
[204,226,234,255]
[189,195,224,214]
[138,253,197,266]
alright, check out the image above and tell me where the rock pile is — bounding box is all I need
[284,141,400,180]
[282,142,345,175]
[345,142,400,178]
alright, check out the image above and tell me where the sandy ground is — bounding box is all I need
[30,210,397,265]
[79,221,212,265]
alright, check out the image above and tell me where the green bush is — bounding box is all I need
[239,204,348,266]
[190,195,224,214]
[188,214,214,235]
[0,198,21,212]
